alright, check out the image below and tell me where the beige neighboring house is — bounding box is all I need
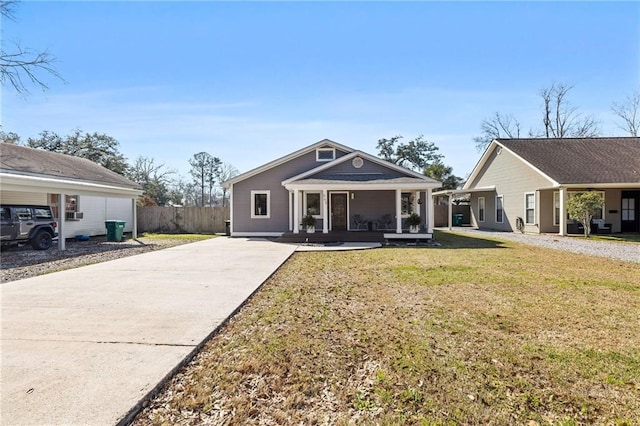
[435,137,640,235]
[0,143,143,249]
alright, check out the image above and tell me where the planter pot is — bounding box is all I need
[306,226,315,234]
[409,225,420,233]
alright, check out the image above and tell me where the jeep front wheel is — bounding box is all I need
[31,230,53,250]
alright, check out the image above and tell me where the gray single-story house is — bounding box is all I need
[0,143,143,249]
[222,139,442,238]
[435,137,640,235]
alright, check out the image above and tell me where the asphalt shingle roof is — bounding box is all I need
[497,137,640,184]
[0,143,140,189]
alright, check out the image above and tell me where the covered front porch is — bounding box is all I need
[283,185,437,238]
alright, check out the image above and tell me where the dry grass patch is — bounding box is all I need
[134,232,640,425]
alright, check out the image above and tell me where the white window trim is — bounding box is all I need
[496,195,504,223]
[478,197,485,223]
[524,192,535,224]
[304,191,322,219]
[400,192,413,218]
[251,190,270,219]
[553,191,561,226]
[316,147,336,162]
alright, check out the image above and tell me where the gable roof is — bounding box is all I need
[465,137,640,189]
[282,150,440,187]
[221,139,354,188]
[0,143,141,189]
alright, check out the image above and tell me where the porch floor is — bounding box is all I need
[275,231,433,244]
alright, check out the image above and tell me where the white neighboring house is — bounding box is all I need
[0,143,143,250]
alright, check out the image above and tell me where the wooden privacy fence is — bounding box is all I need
[434,204,471,227]
[137,206,229,234]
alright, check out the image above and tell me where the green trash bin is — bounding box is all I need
[453,213,464,226]
[105,220,126,242]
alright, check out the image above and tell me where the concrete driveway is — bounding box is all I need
[1,237,296,425]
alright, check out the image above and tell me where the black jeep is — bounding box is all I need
[0,205,58,250]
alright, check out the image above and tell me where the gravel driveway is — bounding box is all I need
[0,236,198,283]
[444,228,640,263]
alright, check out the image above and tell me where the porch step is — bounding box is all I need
[384,233,433,240]
[275,231,385,244]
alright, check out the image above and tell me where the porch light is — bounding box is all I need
[351,193,355,200]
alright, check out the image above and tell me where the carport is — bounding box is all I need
[0,144,143,250]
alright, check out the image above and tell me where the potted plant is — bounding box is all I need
[301,214,316,233]
[406,213,421,233]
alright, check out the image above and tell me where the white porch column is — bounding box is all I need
[132,198,138,239]
[57,193,66,251]
[448,193,453,230]
[427,188,434,233]
[395,189,402,233]
[322,189,329,234]
[288,190,293,231]
[293,190,300,234]
[559,187,567,236]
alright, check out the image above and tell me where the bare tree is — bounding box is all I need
[1,0,63,94]
[473,112,521,151]
[215,162,239,207]
[611,91,640,136]
[536,82,600,138]
[127,157,176,205]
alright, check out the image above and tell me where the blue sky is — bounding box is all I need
[2,1,639,181]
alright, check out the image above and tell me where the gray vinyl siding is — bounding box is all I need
[232,148,349,233]
[312,158,406,178]
[349,190,427,230]
[468,147,553,232]
[348,190,395,227]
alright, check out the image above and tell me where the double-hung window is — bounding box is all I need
[251,190,270,218]
[525,193,535,224]
[496,195,504,223]
[478,197,485,222]
[305,192,321,217]
[401,192,413,216]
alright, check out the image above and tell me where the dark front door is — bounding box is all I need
[621,191,639,233]
[330,193,347,231]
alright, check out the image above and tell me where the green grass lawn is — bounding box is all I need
[134,232,640,426]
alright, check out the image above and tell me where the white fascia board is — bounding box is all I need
[284,182,442,191]
[463,140,558,190]
[433,186,496,196]
[221,139,355,188]
[0,173,143,197]
[282,150,440,186]
[560,182,640,189]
